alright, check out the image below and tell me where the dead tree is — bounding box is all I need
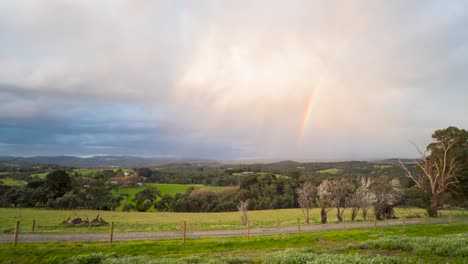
[297,182,316,224]
[400,141,460,217]
[237,200,249,226]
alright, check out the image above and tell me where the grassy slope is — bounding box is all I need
[0,224,467,264]
[30,172,48,178]
[0,177,26,186]
[316,168,342,174]
[1,207,458,234]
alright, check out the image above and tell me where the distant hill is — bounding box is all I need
[0,155,215,168]
[376,158,421,164]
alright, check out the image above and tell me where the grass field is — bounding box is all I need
[0,177,26,186]
[30,172,49,178]
[116,183,228,209]
[72,169,102,177]
[316,168,342,174]
[0,223,467,263]
[1,207,462,234]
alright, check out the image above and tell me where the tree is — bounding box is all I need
[296,182,316,224]
[45,170,72,199]
[348,177,373,221]
[316,180,333,224]
[136,168,153,178]
[429,127,468,207]
[370,177,402,220]
[400,127,467,216]
[133,187,161,212]
[237,200,249,226]
[330,178,351,222]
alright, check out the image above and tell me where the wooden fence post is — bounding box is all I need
[402,216,406,232]
[343,217,346,231]
[183,220,187,243]
[297,218,301,233]
[449,210,453,224]
[374,215,377,230]
[109,222,114,245]
[246,220,250,240]
[13,221,20,247]
[32,219,35,233]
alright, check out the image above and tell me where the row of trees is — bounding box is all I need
[297,176,401,224]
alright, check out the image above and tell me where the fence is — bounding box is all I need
[6,211,462,246]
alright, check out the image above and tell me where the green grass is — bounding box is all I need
[0,207,456,234]
[353,233,468,257]
[373,164,393,169]
[0,224,467,264]
[31,172,49,178]
[0,177,26,186]
[72,169,102,177]
[316,168,342,174]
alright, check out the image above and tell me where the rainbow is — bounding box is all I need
[299,91,316,142]
[298,76,323,142]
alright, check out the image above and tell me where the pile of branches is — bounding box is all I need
[61,213,108,227]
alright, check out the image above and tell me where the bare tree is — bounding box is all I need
[316,180,333,224]
[296,182,316,224]
[330,178,351,222]
[400,141,461,217]
[348,177,373,221]
[237,200,249,226]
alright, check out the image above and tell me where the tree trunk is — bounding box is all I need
[336,207,343,222]
[320,208,327,224]
[305,208,310,224]
[431,194,438,217]
[362,208,368,220]
[351,208,359,221]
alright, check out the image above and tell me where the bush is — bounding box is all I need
[263,249,416,264]
[122,203,134,212]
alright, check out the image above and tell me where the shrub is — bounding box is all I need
[263,249,416,264]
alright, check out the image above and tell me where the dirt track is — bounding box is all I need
[0,219,453,243]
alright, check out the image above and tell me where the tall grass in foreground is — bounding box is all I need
[353,233,468,257]
[65,251,417,264]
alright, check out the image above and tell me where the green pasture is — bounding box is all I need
[0,177,26,186]
[316,168,342,174]
[0,223,467,263]
[72,169,101,177]
[0,207,459,234]
[374,164,393,169]
[30,172,49,178]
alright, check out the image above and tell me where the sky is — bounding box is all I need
[1,0,468,161]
